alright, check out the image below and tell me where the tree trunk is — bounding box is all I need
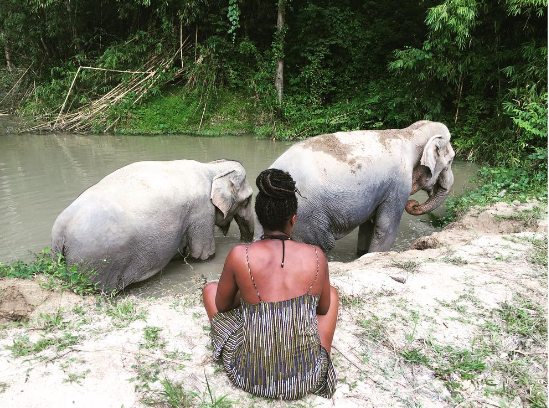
[1,32,13,72]
[179,18,184,68]
[195,25,198,62]
[64,0,78,50]
[274,0,285,107]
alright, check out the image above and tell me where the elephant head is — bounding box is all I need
[406,131,455,215]
[210,161,254,241]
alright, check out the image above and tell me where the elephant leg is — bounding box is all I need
[187,223,217,260]
[368,201,405,253]
[357,219,375,256]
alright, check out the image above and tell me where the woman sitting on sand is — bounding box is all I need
[202,168,338,400]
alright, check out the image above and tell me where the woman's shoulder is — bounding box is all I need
[286,241,327,266]
[291,240,325,253]
[230,240,326,263]
[227,243,248,258]
[224,244,249,268]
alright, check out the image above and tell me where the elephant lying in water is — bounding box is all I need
[51,159,254,290]
[264,120,455,254]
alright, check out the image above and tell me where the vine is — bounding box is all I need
[227,0,241,43]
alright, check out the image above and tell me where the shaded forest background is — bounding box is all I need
[0,0,546,183]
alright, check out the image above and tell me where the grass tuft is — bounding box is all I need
[105,298,147,327]
[391,260,420,273]
[0,248,98,295]
[498,296,547,343]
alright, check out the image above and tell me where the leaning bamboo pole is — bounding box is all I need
[54,66,81,128]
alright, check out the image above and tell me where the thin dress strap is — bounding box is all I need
[245,244,261,302]
[306,246,320,295]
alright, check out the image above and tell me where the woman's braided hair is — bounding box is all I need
[255,169,298,231]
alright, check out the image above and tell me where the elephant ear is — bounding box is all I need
[420,134,446,177]
[211,170,236,219]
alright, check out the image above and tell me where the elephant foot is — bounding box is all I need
[189,253,216,262]
[356,249,368,257]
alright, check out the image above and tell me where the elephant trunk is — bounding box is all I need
[406,167,454,215]
[235,200,254,242]
[410,180,421,196]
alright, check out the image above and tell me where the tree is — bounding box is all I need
[1,32,13,71]
[274,0,285,107]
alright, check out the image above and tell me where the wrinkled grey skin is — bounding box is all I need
[261,121,455,254]
[51,159,254,290]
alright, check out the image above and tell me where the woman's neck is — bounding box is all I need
[263,229,291,237]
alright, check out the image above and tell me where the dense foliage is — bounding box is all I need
[0,0,546,175]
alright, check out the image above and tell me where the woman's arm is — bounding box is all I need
[215,246,241,312]
[316,249,331,315]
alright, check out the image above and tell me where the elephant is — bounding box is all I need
[263,120,455,254]
[51,159,254,291]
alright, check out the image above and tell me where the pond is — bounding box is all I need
[0,118,478,296]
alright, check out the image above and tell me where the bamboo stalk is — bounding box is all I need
[55,66,82,128]
[198,99,207,131]
[78,66,154,75]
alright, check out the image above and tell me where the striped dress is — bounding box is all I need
[210,245,336,400]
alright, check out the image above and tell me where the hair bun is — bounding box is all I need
[256,169,296,199]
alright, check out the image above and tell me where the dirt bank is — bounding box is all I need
[0,201,546,408]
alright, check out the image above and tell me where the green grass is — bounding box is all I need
[105,298,147,327]
[339,293,366,308]
[141,326,165,350]
[443,166,547,225]
[391,260,420,273]
[395,292,547,403]
[400,348,430,365]
[492,357,548,408]
[528,236,548,270]
[428,343,487,381]
[38,310,67,332]
[359,315,385,342]
[143,378,197,407]
[400,341,488,397]
[5,332,80,357]
[142,376,232,408]
[494,206,544,227]
[440,255,469,266]
[498,296,547,343]
[0,248,98,295]
[63,369,91,385]
[117,87,258,136]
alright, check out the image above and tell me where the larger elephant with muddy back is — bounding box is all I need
[264,120,455,254]
[52,159,254,291]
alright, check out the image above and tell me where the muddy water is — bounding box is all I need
[0,121,478,296]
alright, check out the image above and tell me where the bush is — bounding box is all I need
[0,248,98,295]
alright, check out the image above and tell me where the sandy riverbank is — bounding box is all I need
[0,201,547,408]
